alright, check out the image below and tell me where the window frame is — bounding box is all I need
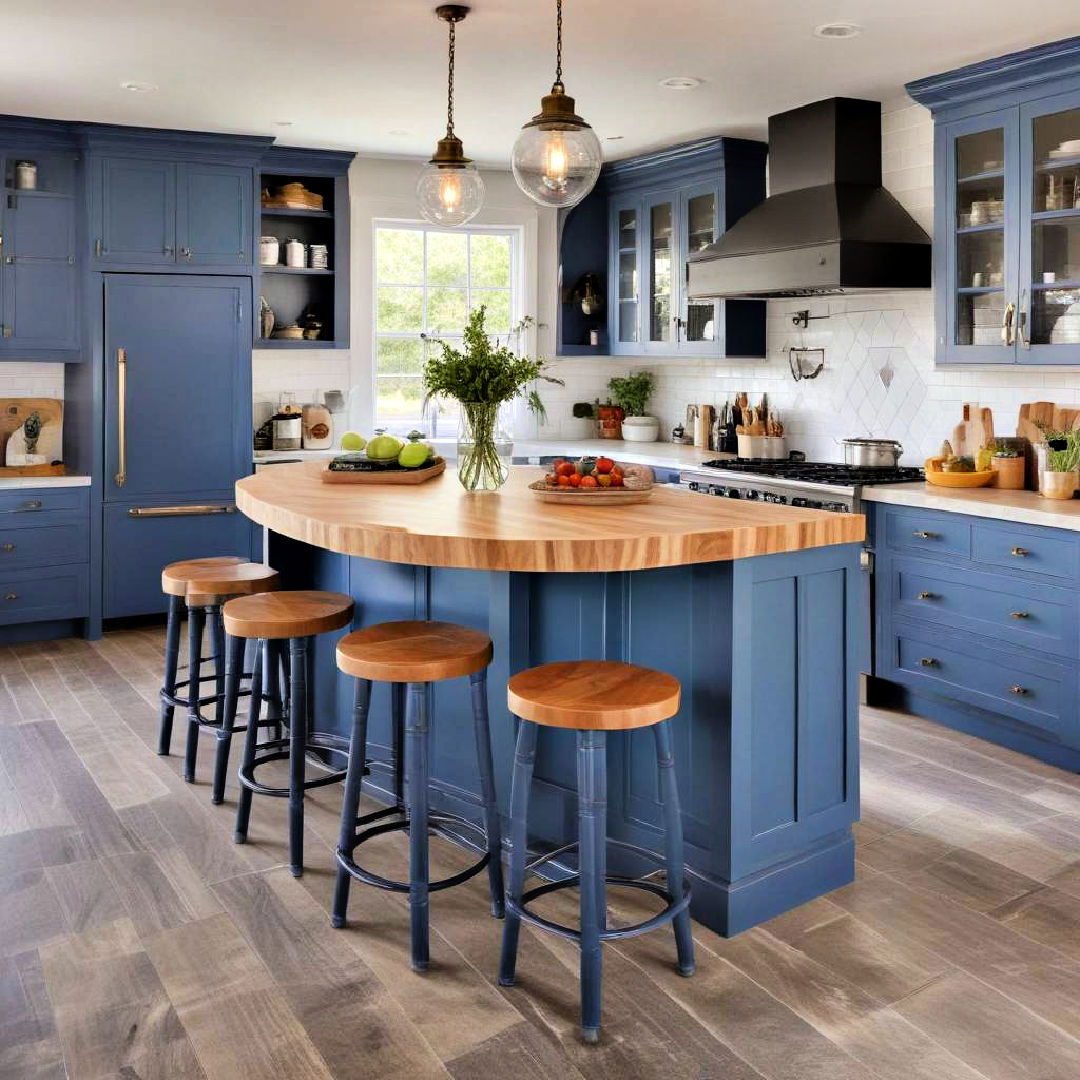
[372,220,524,430]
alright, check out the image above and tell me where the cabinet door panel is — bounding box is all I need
[608,195,641,354]
[104,275,249,500]
[678,183,722,356]
[177,164,252,265]
[97,158,176,264]
[8,192,74,259]
[4,261,77,350]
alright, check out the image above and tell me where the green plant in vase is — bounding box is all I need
[1037,426,1080,500]
[423,306,562,490]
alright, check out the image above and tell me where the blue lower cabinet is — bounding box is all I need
[103,502,251,619]
[0,564,88,626]
[873,502,1080,770]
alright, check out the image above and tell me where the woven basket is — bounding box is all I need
[262,183,324,211]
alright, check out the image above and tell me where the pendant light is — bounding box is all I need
[416,5,484,227]
[511,0,602,209]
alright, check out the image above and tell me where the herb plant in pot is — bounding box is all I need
[1039,428,1080,500]
[607,370,657,443]
[423,307,562,491]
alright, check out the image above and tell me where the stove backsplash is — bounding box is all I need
[535,99,1080,466]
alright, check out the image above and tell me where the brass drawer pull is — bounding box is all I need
[1009,684,1029,696]
[1011,546,1028,557]
[917,591,937,600]
[912,530,937,540]
[1009,611,1030,620]
[1,542,14,552]
[4,592,17,601]
[919,657,939,668]
[127,504,237,518]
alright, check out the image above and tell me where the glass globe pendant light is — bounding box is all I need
[511,0,602,209]
[416,5,484,227]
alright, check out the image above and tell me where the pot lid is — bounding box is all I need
[843,437,902,446]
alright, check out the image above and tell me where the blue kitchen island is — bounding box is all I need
[237,461,866,936]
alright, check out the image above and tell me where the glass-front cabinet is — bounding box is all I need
[610,195,640,351]
[913,39,1080,365]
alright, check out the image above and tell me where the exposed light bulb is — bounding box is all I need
[439,170,462,210]
[543,134,569,187]
[416,160,484,226]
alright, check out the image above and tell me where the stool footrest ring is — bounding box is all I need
[160,667,254,711]
[335,810,491,894]
[238,733,350,796]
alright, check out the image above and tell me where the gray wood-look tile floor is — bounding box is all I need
[4,628,1080,1079]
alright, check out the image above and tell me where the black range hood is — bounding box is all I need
[687,97,930,299]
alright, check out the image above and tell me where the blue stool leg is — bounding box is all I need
[498,718,537,987]
[332,677,372,929]
[211,633,246,805]
[391,682,405,810]
[655,721,695,977]
[578,729,607,1044]
[158,594,183,755]
[183,604,206,783]
[470,668,505,919]
[287,636,309,876]
[405,681,431,971]
[233,639,265,844]
[211,606,227,731]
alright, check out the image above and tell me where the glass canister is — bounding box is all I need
[14,161,37,190]
[259,236,280,266]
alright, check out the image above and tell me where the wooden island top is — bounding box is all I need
[237,460,865,573]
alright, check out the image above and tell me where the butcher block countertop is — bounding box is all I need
[236,461,865,573]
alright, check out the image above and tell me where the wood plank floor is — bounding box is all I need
[3,628,1080,1079]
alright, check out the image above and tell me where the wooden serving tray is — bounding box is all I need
[528,479,653,505]
[320,458,446,485]
[0,463,65,477]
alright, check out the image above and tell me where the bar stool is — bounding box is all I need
[182,562,281,802]
[158,556,249,761]
[499,660,695,1044]
[222,590,355,876]
[331,621,504,973]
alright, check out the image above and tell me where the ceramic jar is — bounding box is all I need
[285,238,306,268]
[259,236,280,266]
[1040,470,1078,500]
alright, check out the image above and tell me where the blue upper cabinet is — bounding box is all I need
[0,150,79,358]
[93,157,253,268]
[909,36,1080,365]
[557,137,766,359]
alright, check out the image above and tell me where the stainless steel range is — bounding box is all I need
[679,459,925,514]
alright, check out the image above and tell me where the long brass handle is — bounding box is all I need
[115,347,128,487]
[1018,290,1030,349]
[127,505,237,518]
[1002,301,1016,346]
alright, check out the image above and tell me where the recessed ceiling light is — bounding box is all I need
[659,76,702,91]
[606,135,624,141]
[273,120,294,128]
[387,129,410,136]
[120,80,158,93]
[813,22,863,39]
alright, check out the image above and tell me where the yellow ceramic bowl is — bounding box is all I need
[923,457,995,488]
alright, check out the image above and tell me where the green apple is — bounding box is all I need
[340,431,367,451]
[398,442,432,468]
[366,434,405,461]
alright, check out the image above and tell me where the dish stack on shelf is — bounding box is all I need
[1047,138,1080,161]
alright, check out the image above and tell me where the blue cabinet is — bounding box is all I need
[872,501,1080,770]
[0,153,79,357]
[909,37,1080,365]
[556,138,766,359]
[94,157,252,267]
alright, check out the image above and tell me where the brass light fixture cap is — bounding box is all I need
[435,4,470,22]
[523,82,593,131]
[429,135,472,167]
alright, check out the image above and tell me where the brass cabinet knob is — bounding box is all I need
[1009,684,1029,695]
[0,542,14,552]
[3,593,17,601]
[917,591,937,600]
[912,530,937,540]
[1009,611,1030,620]
[919,657,938,667]
[1011,546,1028,557]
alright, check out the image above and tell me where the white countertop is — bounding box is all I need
[862,482,1080,533]
[0,474,91,489]
[254,439,726,471]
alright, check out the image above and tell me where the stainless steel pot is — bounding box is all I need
[842,437,903,467]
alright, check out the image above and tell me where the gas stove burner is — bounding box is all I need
[700,459,924,486]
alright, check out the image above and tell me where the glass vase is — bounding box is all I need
[457,402,512,491]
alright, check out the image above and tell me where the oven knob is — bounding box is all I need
[791,497,807,507]
[708,485,723,496]
[745,490,759,500]
[688,481,701,492]
[823,502,847,513]
[724,487,741,498]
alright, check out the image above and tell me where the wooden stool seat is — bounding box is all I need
[508,660,680,731]
[161,556,247,597]
[222,590,354,640]
[336,620,493,683]
[185,563,280,606]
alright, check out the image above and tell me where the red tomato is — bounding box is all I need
[580,474,599,488]
[568,473,582,487]
[557,474,571,487]
[595,457,614,474]
[556,461,576,478]
[610,473,624,487]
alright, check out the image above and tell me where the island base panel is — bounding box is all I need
[269,533,864,937]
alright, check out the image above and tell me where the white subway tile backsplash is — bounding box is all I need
[0,362,65,400]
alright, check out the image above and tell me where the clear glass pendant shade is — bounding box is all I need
[511,121,602,209]
[416,162,485,227]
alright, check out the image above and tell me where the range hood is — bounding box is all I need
[687,98,930,300]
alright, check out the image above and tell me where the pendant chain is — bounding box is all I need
[554,0,564,91]
[446,17,456,138]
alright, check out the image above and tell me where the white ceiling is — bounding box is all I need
[6,2,1079,163]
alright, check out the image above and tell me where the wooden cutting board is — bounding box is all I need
[951,403,994,458]
[0,398,63,473]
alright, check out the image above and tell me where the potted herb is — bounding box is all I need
[987,441,1024,490]
[607,370,658,443]
[1038,428,1080,500]
[423,307,562,491]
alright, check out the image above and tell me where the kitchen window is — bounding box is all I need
[373,223,520,430]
